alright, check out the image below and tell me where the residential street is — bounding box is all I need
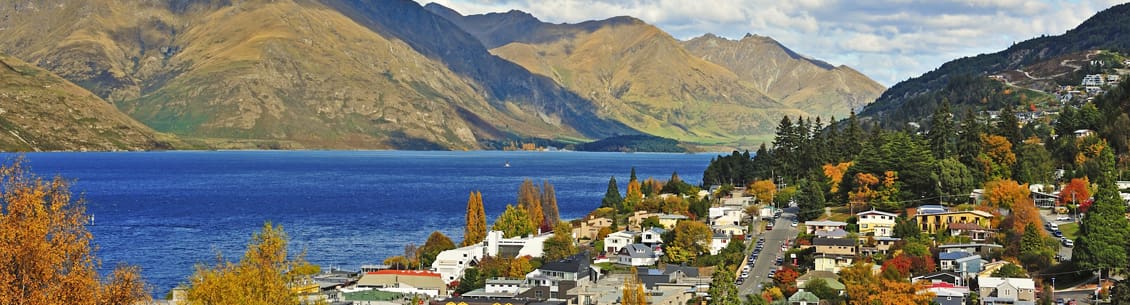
[737,206,799,296]
[1038,208,1075,261]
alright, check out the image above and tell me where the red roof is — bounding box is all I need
[948,222,986,231]
[929,282,961,289]
[368,270,442,278]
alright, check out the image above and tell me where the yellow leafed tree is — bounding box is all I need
[621,267,648,305]
[0,158,150,305]
[185,222,322,305]
[462,191,487,246]
[748,179,777,205]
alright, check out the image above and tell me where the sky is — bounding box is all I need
[416,0,1126,87]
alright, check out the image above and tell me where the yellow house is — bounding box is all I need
[911,205,994,234]
[856,210,897,237]
[657,214,688,229]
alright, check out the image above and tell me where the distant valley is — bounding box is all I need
[0,0,883,151]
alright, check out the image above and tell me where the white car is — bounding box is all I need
[1063,239,1074,247]
[1056,215,1071,222]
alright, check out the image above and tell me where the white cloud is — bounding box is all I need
[419,0,1124,86]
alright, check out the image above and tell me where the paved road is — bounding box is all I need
[1038,208,1075,261]
[737,206,799,295]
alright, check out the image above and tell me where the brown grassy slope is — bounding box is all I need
[0,53,172,151]
[0,0,592,149]
[489,19,805,146]
[681,34,885,120]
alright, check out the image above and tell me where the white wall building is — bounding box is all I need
[432,230,551,284]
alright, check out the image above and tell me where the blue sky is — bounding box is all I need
[417,0,1125,87]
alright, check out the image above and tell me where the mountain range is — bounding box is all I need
[0,0,883,151]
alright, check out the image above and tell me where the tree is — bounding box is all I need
[892,216,920,239]
[990,263,1027,278]
[982,179,1029,210]
[0,159,150,305]
[996,103,1023,146]
[1111,279,1130,305]
[541,181,559,225]
[1073,148,1130,274]
[749,179,777,205]
[672,221,712,255]
[640,216,662,229]
[709,265,740,305]
[823,162,853,194]
[1058,177,1091,208]
[455,268,483,295]
[937,157,976,205]
[601,176,622,210]
[383,256,412,270]
[773,266,800,296]
[623,267,649,305]
[1014,140,1054,184]
[186,223,314,305]
[462,191,487,247]
[624,179,643,212]
[842,261,932,305]
[804,278,841,304]
[796,180,826,221]
[542,221,578,261]
[418,231,456,268]
[518,179,544,231]
[1018,222,1053,271]
[492,204,535,238]
[928,98,956,159]
[977,134,1016,180]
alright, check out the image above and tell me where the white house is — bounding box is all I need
[805,220,848,234]
[709,206,742,220]
[856,210,897,237]
[978,276,1036,305]
[603,230,639,253]
[617,244,659,266]
[640,227,665,245]
[432,230,551,284]
[1082,74,1105,86]
[712,224,746,236]
[710,232,731,255]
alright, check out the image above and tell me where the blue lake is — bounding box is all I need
[8,150,715,296]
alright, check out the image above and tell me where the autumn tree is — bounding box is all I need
[672,220,712,255]
[601,176,622,210]
[822,162,853,194]
[518,179,544,231]
[842,261,933,305]
[977,134,1017,180]
[1058,177,1091,208]
[773,266,800,296]
[622,267,649,305]
[624,179,643,212]
[461,191,487,246]
[186,223,317,305]
[541,181,559,225]
[382,256,413,270]
[417,231,456,267]
[982,179,1029,210]
[542,221,578,261]
[493,204,535,238]
[749,179,777,205]
[0,159,150,305]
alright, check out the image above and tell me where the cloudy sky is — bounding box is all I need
[417,0,1125,87]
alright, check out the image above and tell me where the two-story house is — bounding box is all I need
[603,230,639,253]
[939,251,984,279]
[912,205,993,234]
[856,210,897,237]
[573,216,612,241]
[805,221,848,235]
[977,276,1035,305]
[710,232,731,255]
[813,237,857,273]
[524,253,592,300]
[617,244,659,266]
[657,214,688,229]
[640,227,665,247]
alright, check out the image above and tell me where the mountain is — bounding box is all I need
[859,2,1130,126]
[0,53,172,151]
[681,34,885,120]
[0,0,631,150]
[426,4,812,147]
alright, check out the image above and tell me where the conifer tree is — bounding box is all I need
[844,110,865,160]
[541,181,559,225]
[1072,148,1130,274]
[461,191,487,247]
[708,265,739,305]
[629,167,638,183]
[601,176,622,210]
[927,99,955,159]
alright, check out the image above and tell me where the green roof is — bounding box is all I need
[344,290,403,301]
[789,290,820,302]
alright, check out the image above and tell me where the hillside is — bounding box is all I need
[0,53,172,151]
[427,4,810,147]
[0,0,631,150]
[859,2,1130,125]
[681,34,885,120]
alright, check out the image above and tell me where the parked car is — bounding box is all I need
[1056,215,1071,222]
[1063,239,1074,247]
[1054,230,1063,238]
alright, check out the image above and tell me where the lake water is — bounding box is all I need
[7,150,715,296]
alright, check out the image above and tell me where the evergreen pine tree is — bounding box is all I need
[602,176,623,210]
[844,111,865,160]
[927,99,955,159]
[1072,148,1130,274]
[629,167,638,183]
[996,103,1023,146]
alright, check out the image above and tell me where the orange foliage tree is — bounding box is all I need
[748,179,777,205]
[849,172,879,212]
[823,162,853,194]
[982,179,1030,210]
[0,159,150,305]
[978,134,1017,180]
[773,266,800,296]
[1058,177,1091,207]
[842,261,933,305]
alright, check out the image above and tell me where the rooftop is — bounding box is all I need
[806,220,848,226]
[939,251,973,261]
[367,270,441,278]
[813,237,856,247]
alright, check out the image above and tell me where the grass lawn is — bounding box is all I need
[1059,222,1079,240]
[819,206,853,222]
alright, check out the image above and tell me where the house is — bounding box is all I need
[911,205,993,234]
[813,238,856,256]
[603,230,639,253]
[978,276,1036,305]
[640,227,665,246]
[433,230,552,284]
[795,270,845,293]
[1074,129,1096,138]
[525,253,592,300]
[657,214,687,229]
[710,213,742,227]
[860,237,900,256]
[573,216,612,240]
[814,255,854,274]
[710,232,732,255]
[712,224,746,236]
[1031,191,1059,209]
[1110,74,1123,86]
[617,244,659,266]
[721,196,752,207]
[356,270,447,297]
[1082,74,1104,86]
[814,228,849,239]
[461,278,528,298]
[953,254,983,280]
[788,289,821,305]
[948,222,993,241]
[938,252,972,272]
[627,211,661,231]
[856,210,897,237]
[927,282,970,305]
[709,206,742,220]
[804,221,848,234]
[913,271,965,287]
[939,243,1004,258]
